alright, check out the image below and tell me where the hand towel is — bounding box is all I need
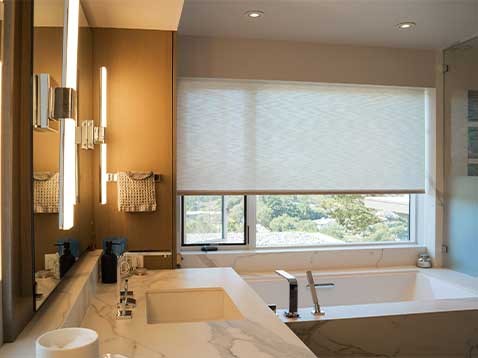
[117,171,157,212]
[33,172,59,213]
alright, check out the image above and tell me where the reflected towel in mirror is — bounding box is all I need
[34,172,59,213]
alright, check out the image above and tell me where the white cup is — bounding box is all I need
[36,328,99,358]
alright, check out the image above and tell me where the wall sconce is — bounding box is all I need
[58,0,80,230]
[100,66,108,204]
[54,0,108,228]
[70,66,107,205]
[33,74,59,132]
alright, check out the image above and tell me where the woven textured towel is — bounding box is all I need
[117,171,157,212]
[34,172,59,213]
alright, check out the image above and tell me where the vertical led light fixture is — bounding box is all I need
[100,66,108,204]
[59,0,79,230]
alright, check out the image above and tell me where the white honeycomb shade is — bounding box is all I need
[177,78,426,194]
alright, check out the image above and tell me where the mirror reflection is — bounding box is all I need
[33,0,93,309]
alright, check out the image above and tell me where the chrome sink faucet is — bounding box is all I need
[116,253,137,319]
[275,270,299,318]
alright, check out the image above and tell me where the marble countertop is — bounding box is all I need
[81,267,317,358]
[0,250,102,357]
[35,276,61,308]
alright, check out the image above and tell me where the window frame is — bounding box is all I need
[180,195,249,248]
[180,194,417,251]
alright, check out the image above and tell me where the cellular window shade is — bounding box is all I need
[177,77,426,194]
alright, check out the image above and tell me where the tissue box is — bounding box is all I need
[56,239,80,259]
[102,237,127,256]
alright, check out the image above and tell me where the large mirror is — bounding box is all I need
[33,0,93,309]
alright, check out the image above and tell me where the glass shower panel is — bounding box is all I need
[443,37,478,276]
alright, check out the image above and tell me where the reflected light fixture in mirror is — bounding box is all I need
[100,66,107,204]
[59,0,80,230]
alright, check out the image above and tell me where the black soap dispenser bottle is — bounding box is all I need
[56,242,76,278]
[101,241,119,283]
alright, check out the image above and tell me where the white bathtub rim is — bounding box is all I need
[243,266,478,323]
[243,266,464,279]
[242,266,478,293]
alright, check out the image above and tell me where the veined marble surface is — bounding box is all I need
[287,310,478,357]
[81,267,316,358]
[0,250,101,357]
[180,245,426,273]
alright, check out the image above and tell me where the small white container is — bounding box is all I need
[416,253,432,268]
[36,327,99,358]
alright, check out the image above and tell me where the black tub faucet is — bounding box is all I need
[275,270,299,318]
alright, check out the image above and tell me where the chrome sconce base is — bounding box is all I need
[33,74,58,132]
[36,82,105,151]
[77,120,106,150]
[33,75,76,132]
[53,87,77,120]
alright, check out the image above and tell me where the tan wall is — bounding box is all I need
[92,29,174,268]
[33,28,61,172]
[177,36,436,88]
[33,27,95,270]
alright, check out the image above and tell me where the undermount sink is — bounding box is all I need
[146,287,244,324]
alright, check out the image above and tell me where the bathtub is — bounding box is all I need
[243,268,478,356]
[242,267,478,321]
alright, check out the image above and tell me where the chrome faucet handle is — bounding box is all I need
[120,278,134,297]
[306,271,325,316]
[119,296,136,308]
[306,283,335,289]
[117,278,136,310]
[120,290,134,297]
[116,309,133,320]
[115,300,133,320]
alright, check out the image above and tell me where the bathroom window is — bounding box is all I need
[181,196,247,246]
[181,194,413,248]
[178,77,428,250]
[255,194,411,248]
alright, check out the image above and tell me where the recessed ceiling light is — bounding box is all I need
[397,22,416,30]
[245,10,264,19]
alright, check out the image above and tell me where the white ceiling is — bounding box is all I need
[178,0,478,49]
[81,0,184,30]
